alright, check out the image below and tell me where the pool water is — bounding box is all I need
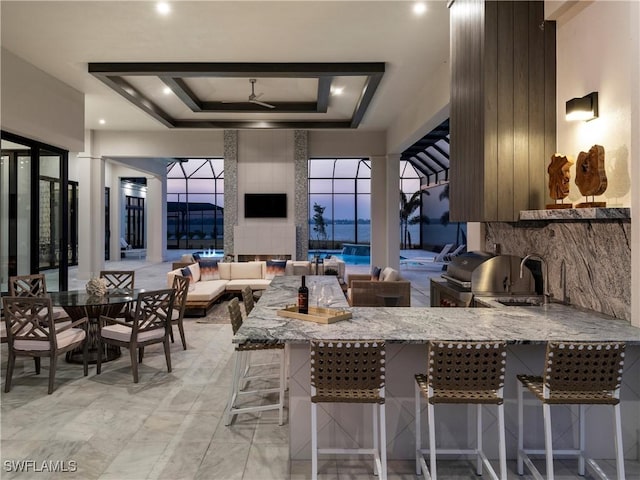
[309,252,409,266]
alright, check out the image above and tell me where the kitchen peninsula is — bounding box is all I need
[236,276,640,461]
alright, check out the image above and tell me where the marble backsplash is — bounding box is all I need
[485,218,631,320]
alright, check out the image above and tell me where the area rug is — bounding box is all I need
[193,300,231,324]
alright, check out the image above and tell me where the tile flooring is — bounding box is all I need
[1,257,638,479]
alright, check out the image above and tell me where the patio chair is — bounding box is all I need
[169,274,189,350]
[9,274,70,322]
[442,244,466,262]
[431,244,454,263]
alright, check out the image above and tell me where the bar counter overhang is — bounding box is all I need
[236,276,640,461]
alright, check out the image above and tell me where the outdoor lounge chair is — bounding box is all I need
[431,244,454,263]
[442,244,466,262]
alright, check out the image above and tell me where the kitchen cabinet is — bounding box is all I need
[449,0,556,222]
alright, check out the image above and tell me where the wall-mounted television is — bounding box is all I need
[244,193,287,218]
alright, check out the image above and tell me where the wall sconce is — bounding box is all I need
[566,91,598,121]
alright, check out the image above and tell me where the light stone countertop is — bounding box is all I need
[235,275,640,345]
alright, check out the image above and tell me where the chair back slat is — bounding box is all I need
[2,297,55,347]
[545,342,625,392]
[310,340,386,391]
[171,275,190,313]
[228,297,243,335]
[132,289,174,332]
[427,341,507,391]
[100,271,135,293]
[9,274,48,297]
[241,286,254,315]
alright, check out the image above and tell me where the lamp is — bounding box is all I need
[565,91,598,121]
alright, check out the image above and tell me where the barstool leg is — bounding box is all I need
[225,350,242,426]
[311,400,318,480]
[476,404,483,475]
[613,403,626,480]
[543,403,554,480]
[517,382,524,475]
[373,403,379,476]
[498,403,507,480]
[380,402,387,480]
[278,349,285,426]
[415,382,422,475]
[428,401,437,480]
[578,404,586,475]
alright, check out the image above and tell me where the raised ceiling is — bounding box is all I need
[0,1,450,131]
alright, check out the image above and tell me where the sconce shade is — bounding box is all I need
[566,91,598,121]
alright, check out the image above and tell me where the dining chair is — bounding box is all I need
[2,296,88,394]
[169,274,189,350]
[9,274,70,322]
[517,341,626,480]
[96,289,175,383]
[99,270,136,318]
[310,339,387,480]
[415,341,508,480]
[225,297,285,426]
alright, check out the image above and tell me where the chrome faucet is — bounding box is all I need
[520,253,552,304]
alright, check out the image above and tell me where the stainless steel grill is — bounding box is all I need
[430,252,536,307]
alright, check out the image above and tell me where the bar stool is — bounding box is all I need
[225,298,285,426]
[517,341,626,480]
[415,341,507,480]
[310,339,387,480]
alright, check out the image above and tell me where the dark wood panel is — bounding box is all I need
[528,2,546,209]
[544,19,558,207]
[513,0,531,214]
[496,1,515,221]
[483,0,499,221]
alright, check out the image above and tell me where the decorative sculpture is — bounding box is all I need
[575,144,607,207]
[546,154,574,209]
[86,277,108,296]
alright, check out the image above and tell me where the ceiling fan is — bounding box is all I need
[246,78,275,109]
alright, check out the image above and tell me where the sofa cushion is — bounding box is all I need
[266,260,287,279]
[199,259,220,281]
[187,280,227,302]
[225,279,271,291]
[189,262,201,282]
[231,262,263,279]
[380,267,399,282]
[218,262,231,280]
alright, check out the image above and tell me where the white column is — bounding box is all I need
[77,153,105,279]
[370,154,400,270]
[630,0,640,328]
[146,175,167,262]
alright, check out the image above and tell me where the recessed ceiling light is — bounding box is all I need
[156,2,171,16]
[163,86,172,95]
[99,119,106,125]
[413,2,427,15]
[331,86,344,96]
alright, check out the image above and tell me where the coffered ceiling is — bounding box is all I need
[0,1,450,132]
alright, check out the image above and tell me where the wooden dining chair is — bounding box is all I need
[169,275,190,350]
[2,296,88,394]
[97,289,175,383]
[99,270,136,318]
[9,274,70,322]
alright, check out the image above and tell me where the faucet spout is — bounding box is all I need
[520,253,552,304]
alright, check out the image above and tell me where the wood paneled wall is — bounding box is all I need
[450,0,556,222]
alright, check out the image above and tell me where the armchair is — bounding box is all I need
[347,268,411,307]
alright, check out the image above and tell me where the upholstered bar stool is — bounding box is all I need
[310,339,387,480]
[517,341,626,480]
[225,298,285,426]
[415,341,507,480]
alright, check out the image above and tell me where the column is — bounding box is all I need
[294,130,309,261]
[77,151,105,279]
[146,175,166,262]
[223,130,238,258]
[370,154,400,271]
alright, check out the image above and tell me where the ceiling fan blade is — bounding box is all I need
[250,99,276,109]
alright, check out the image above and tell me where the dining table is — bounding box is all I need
[49,288,145,364]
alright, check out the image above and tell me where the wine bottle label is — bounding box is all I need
[298,293,308,312]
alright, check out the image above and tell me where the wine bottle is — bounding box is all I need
[298,275,309,314]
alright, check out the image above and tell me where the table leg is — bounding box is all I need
[63,304,123,364]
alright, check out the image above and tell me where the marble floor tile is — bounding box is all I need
[243,444,290,480]
[195,442,251,480]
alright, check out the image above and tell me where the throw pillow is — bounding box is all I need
[266,259,287,280]
[180,267,193,279]
[370,266,381,281]
[199,259,220,281]
[192,252,201,261]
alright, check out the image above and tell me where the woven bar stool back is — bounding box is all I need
[225,297,285,426]
[241,286,255,315]
[310,340,387,480]
[415,341,508,480]
[517,341,626,480]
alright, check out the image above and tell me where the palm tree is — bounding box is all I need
[400,191,422,249]
[438,183,466,246]
[312,202,327,249]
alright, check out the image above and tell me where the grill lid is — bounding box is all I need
[445,251,495,283]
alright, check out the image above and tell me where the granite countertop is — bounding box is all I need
[235,276,640,346]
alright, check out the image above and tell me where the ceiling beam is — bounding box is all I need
[317,77,332,113]
[172,120,353,129]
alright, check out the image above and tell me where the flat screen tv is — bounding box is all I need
[244,193,287,218]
